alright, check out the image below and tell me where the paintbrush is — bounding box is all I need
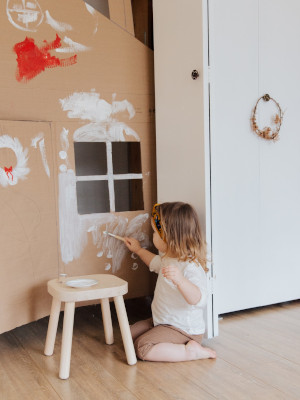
[103,231,125,242]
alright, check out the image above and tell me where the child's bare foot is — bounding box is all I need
[186,340,216,360]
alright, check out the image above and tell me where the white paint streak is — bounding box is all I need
[59,170,84,263]
[106,141,115,212]
[107,251,113,259]
[85,3,96,15]
[126,214,150,240]
[39,138,50,177]
[132,263,139,271]
[31,133,49,177]
[58,169,115,264]
[112,99,135,119]
[59,128,70,169]
[105,263,111,271]
[97,251,103,257]
[60,128,69,152]
[45,10,72,32]
[31,132,44,148]
[60,92,113,122]
[95,214,149,273]
[73,122,140,142]
[60,92,140,142]
[131,253,138,259]
[85,3,99,34]
[56,36,91,53]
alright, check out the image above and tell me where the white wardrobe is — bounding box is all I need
[153,0,300,337]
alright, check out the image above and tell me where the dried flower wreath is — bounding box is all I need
[251,94,283,141]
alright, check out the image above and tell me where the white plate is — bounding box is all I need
[65,279,98,288]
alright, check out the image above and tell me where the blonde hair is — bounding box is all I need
[158,202,208,272]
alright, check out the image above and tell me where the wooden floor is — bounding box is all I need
[0,298,299,400]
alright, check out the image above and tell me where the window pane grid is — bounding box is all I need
[74,141,144,213]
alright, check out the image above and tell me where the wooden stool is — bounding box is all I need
[44,274,137,379]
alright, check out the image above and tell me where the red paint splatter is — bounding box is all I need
[4,166,13,181]
[13,34,77,82]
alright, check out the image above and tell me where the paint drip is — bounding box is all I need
[132,263,139,271]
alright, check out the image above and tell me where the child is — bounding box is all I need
[124,202,216,362]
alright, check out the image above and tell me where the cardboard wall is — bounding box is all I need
[0,0,156,334]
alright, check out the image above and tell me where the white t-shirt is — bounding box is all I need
[149,255,208,335]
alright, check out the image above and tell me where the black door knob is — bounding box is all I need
[191,70,199,80]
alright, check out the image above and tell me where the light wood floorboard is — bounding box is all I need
[0,298,299,399]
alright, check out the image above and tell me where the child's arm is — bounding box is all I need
[124,237,156,267]
[162,265,201,305]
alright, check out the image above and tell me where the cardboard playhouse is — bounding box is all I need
[0,0,156,334]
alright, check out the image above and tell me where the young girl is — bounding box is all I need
[124,202,216,362]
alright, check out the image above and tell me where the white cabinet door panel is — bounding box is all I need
[210,0,300,313]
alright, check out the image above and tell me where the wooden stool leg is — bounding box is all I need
[113,296,137,365]
[100,298,114,344]
[44,298,61,356]
[59,302,75,379]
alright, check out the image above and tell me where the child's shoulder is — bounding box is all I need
[183,259,206,276]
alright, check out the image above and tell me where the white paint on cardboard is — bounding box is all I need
[0,135,30,187]
[58,169,115,264]
[38,138,50,177]
[31,132,44,148]
[31,133,50,177]
[59,151,67,160]
[85,3,97,15]
[6,0,43,32]
[73,122,140,142]
[60,92,115,122]
[84,3,99,34]
[60,91,136,121]
[60,128,69,152]
[45,10,73,32]
[59,164,67,172]
[56,36,91,53]
[60,92,140,142]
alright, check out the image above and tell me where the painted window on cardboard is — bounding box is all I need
[74,141,144,214]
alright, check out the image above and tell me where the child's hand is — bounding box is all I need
[162,265,184,286]
[124,237,142,254]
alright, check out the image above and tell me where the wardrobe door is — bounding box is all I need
[209,0,300,314]
[258,0,300,305]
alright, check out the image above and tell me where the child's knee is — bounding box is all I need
[134,336,154,361]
